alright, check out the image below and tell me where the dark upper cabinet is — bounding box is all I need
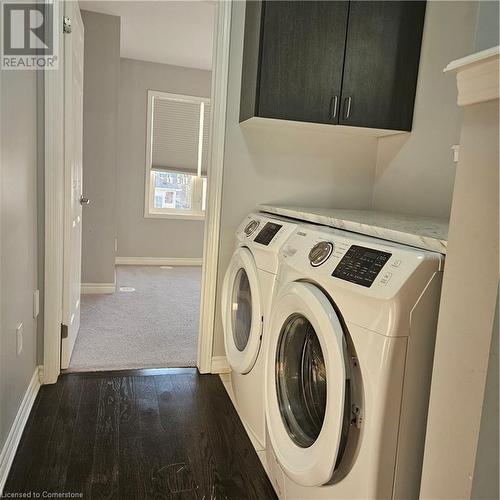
[240,0,426,132]
[258,1,349,124]
[339,1,426,130]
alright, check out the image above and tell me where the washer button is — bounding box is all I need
[380,272,393,285]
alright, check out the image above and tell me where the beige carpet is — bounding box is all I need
[68,265,201,372]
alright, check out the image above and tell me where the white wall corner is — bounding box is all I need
[0,367,41,495]
[211,356,231,374]
[115,257,203,267]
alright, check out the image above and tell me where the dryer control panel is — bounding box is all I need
[280,223,444,299]
[332,245,392,288]
[254,222,283,246]
[235,213,298,275]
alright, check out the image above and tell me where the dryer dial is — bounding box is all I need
[309,241,334,267]
[244,219,260,237]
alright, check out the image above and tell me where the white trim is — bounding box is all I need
[0,367,41,495]
[144,210,206,221]
[197,0,232,374]
[81,283,116,294]
[211,356,231,374]
[43,0,64,385]
[115,257,203,266]
[444,46,499,107]
[144,90,154,216]
[148,90,210,105]
[444,45,499,72]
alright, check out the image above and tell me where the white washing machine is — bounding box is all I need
[264,223,444,499]
[221,213,297,449]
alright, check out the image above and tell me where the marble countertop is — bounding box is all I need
[258,204,449,254]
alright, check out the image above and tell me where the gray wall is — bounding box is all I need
[212,1,379,356]
[474,0,500,51]
[372,1,478,219]
[0,69,39,452]
[81,10,120,284]
[116,58,210,259]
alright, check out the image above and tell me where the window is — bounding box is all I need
[149,170,206,214]
[145,91,210,219]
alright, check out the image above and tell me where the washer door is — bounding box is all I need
[266,281,347,487]
[222,247,263,374]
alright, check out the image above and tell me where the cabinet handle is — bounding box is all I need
[344,97,352,119]
[329,95,338,119]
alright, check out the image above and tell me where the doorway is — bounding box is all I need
[42,0,231,382]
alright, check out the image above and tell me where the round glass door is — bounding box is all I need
[265,281,350,487]
[276,314,327,448]
[231,268,252,351]
[222,247,262,374]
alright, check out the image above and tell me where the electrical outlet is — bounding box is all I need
[16,323,23,356]
[33,289,40,318]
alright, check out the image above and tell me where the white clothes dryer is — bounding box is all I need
[264,223,444,499]
[222,213,297,449]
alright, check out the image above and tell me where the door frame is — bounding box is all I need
[43,0,232,383]
[197,0,232,373]
[43,0,64,384]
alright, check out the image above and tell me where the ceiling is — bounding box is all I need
[80,1,215,70]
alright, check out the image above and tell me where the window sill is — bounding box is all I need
[145,211,206,221]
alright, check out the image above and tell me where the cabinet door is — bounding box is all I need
[339,1,426,131]
[258,1,349,124]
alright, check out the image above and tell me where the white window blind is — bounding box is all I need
[148,91,211,176]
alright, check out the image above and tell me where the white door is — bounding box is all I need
[61,3,85,369]
[265,281,348,487]
[221,247,263,374]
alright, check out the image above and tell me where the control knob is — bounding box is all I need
[244,219,260,236]
[309,241,334,267]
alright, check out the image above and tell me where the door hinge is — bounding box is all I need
[63,17,72,34]
[61,324,68,339]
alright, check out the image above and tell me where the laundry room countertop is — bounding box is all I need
[258,204,449,254]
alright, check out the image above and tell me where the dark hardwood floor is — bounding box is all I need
[4,369,277,500]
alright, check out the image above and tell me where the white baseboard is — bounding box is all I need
[0,367,41,495]
[211,356,231,374]
[81,283,116,294]
[116,257,203,266]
